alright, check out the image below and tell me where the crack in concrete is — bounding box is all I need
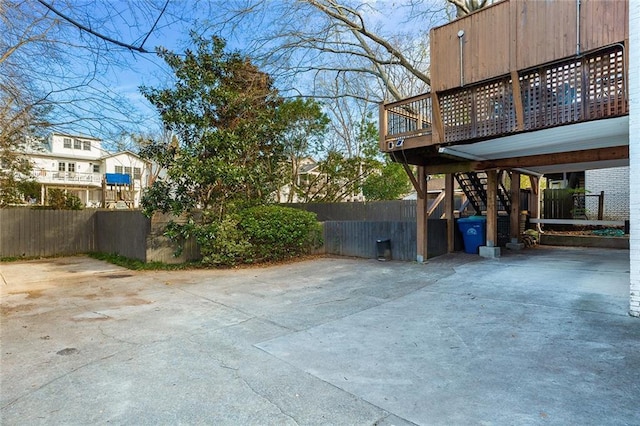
[97,325,147,346]
[171,286,297,332]
[236,373,300,425]
[372,412,419,426]
[311,297,350,306]
[1,350,125,410]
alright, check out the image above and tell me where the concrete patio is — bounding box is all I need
[1,246,638,425]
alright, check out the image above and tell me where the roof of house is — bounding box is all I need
[51,132,102,141]
[100,150,150,164]
[300,162,319,174]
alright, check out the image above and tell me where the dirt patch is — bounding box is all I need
[71,312,112,321]
[103,274,134,279]
[124,298,152,306]
[1,303,37,314]
[56,348,79,356]
[26,290,44,299]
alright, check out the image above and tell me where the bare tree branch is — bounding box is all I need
[140,0,170,49]
[35,0,152,53]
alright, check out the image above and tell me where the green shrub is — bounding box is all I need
[47,189,83,210]
[239,205,322,263]
[161,206,322,267]
[196,214,253,266]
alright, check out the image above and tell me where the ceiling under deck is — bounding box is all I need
[434,116,629,175]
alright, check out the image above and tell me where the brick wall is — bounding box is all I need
[585,167,629,220]
[629,0,640,317]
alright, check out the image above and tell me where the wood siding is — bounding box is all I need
[431,0,628,92]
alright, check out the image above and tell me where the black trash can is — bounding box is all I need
[376,239,391,261]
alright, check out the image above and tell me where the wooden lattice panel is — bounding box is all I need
[440,90,473,143]
[474,78,514,138]
[519,71,547,130]
[544,60,582,126]
[585,48,626,119]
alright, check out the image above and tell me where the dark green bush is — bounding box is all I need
[47,188,83,210]
[239,205,322,263]
[196,214,253,266]
[161,206,322,267]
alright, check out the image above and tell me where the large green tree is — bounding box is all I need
[140,35,289,219]
[276,98,329,202]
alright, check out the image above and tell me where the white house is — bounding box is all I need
[25,133,151,208]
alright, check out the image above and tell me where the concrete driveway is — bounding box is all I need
[1,247,638,425]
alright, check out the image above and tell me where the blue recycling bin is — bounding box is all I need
[458,216,486,254]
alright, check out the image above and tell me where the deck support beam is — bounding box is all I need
[629,1,640,317]
[416,166,428,263]
[480,169,501,258]
[486,170,498,247]
[402,163,424,199]
[510,171,521,240]
[445,173,455,253]
[425,146,629,174]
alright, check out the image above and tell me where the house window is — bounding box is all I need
[73,139,81,149]
[83,140,91,151]
[58,162,66,172]
[93,164,100,173]
[63,138,72,148]
[124,167,132,177]
[115,165,123,174]
[68,163,75,172]
[133,167,141,179]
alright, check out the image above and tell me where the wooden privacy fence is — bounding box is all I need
[0,208,197,263]
[289,202,453,260]
[543,189,605,220]
[287,200,417,221]
[322,220,449,261]
[0,209,97,258]
[1,203,453,262]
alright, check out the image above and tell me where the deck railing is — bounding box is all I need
[32,170,102,185]
[382,45,627,150]
[381,93,432,150]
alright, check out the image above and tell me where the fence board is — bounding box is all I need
[0,208,97,257]
[286,201,418,222]
[95,211,150,261]
[322,219,448,261]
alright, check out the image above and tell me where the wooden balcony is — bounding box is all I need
[32,170,102,186]
[380,0,629,173]
[381,44,628,160]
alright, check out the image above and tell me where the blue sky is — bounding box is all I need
[33,0,450,147]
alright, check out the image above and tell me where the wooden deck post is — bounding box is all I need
[379,102,388,152]
[445,173,455,252]
[416,166,428,262]
[510,171,521,240]
[598,191,604,220]
[528,176,540,221]
[486,169,498,247]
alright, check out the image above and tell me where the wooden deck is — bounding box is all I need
[381,45,628,154]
